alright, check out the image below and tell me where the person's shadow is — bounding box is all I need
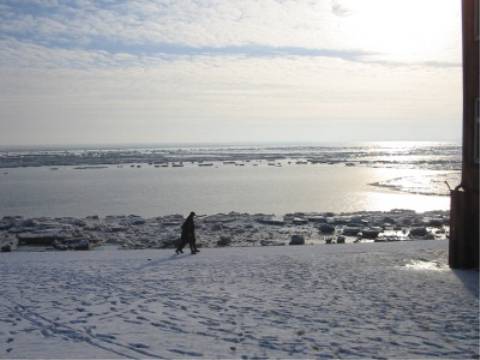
[135,253,190,271]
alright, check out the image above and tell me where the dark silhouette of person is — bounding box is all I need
[176,211,199,255]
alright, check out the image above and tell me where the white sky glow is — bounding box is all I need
[0,0,462,145]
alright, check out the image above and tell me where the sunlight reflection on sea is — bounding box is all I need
[0,164,451,217]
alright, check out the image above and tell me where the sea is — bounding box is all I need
[0,141,460,218]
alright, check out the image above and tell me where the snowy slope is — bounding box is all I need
[0,240,478,359]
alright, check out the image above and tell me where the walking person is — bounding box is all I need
[175,211,199,255]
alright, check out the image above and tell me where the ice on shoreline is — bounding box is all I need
[0,209,450,253]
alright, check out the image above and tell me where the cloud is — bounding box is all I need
[0,1,330,48]
[331,0,351,17]
[0,36,461,73]
[0,54,462,144]
[0,38,140,69]
[0,0,460,66]
[0,0,463,145]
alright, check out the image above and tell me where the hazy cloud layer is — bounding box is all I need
[0,0,461,66]
[331,0,351,17]
[0,0,462,145]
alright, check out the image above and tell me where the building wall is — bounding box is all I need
[449,0,479,269]
[462,0,479,188]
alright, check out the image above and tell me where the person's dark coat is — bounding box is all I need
[176,212,198,254]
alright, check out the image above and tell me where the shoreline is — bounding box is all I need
[0,209,450,253]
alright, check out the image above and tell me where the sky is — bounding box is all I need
[0,0,462,146]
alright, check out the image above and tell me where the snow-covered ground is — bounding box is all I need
[0,240,478,359]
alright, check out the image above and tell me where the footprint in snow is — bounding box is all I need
[169,349,203,357]
[96,334,116,340]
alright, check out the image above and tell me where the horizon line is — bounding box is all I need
[0,140,462,151]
